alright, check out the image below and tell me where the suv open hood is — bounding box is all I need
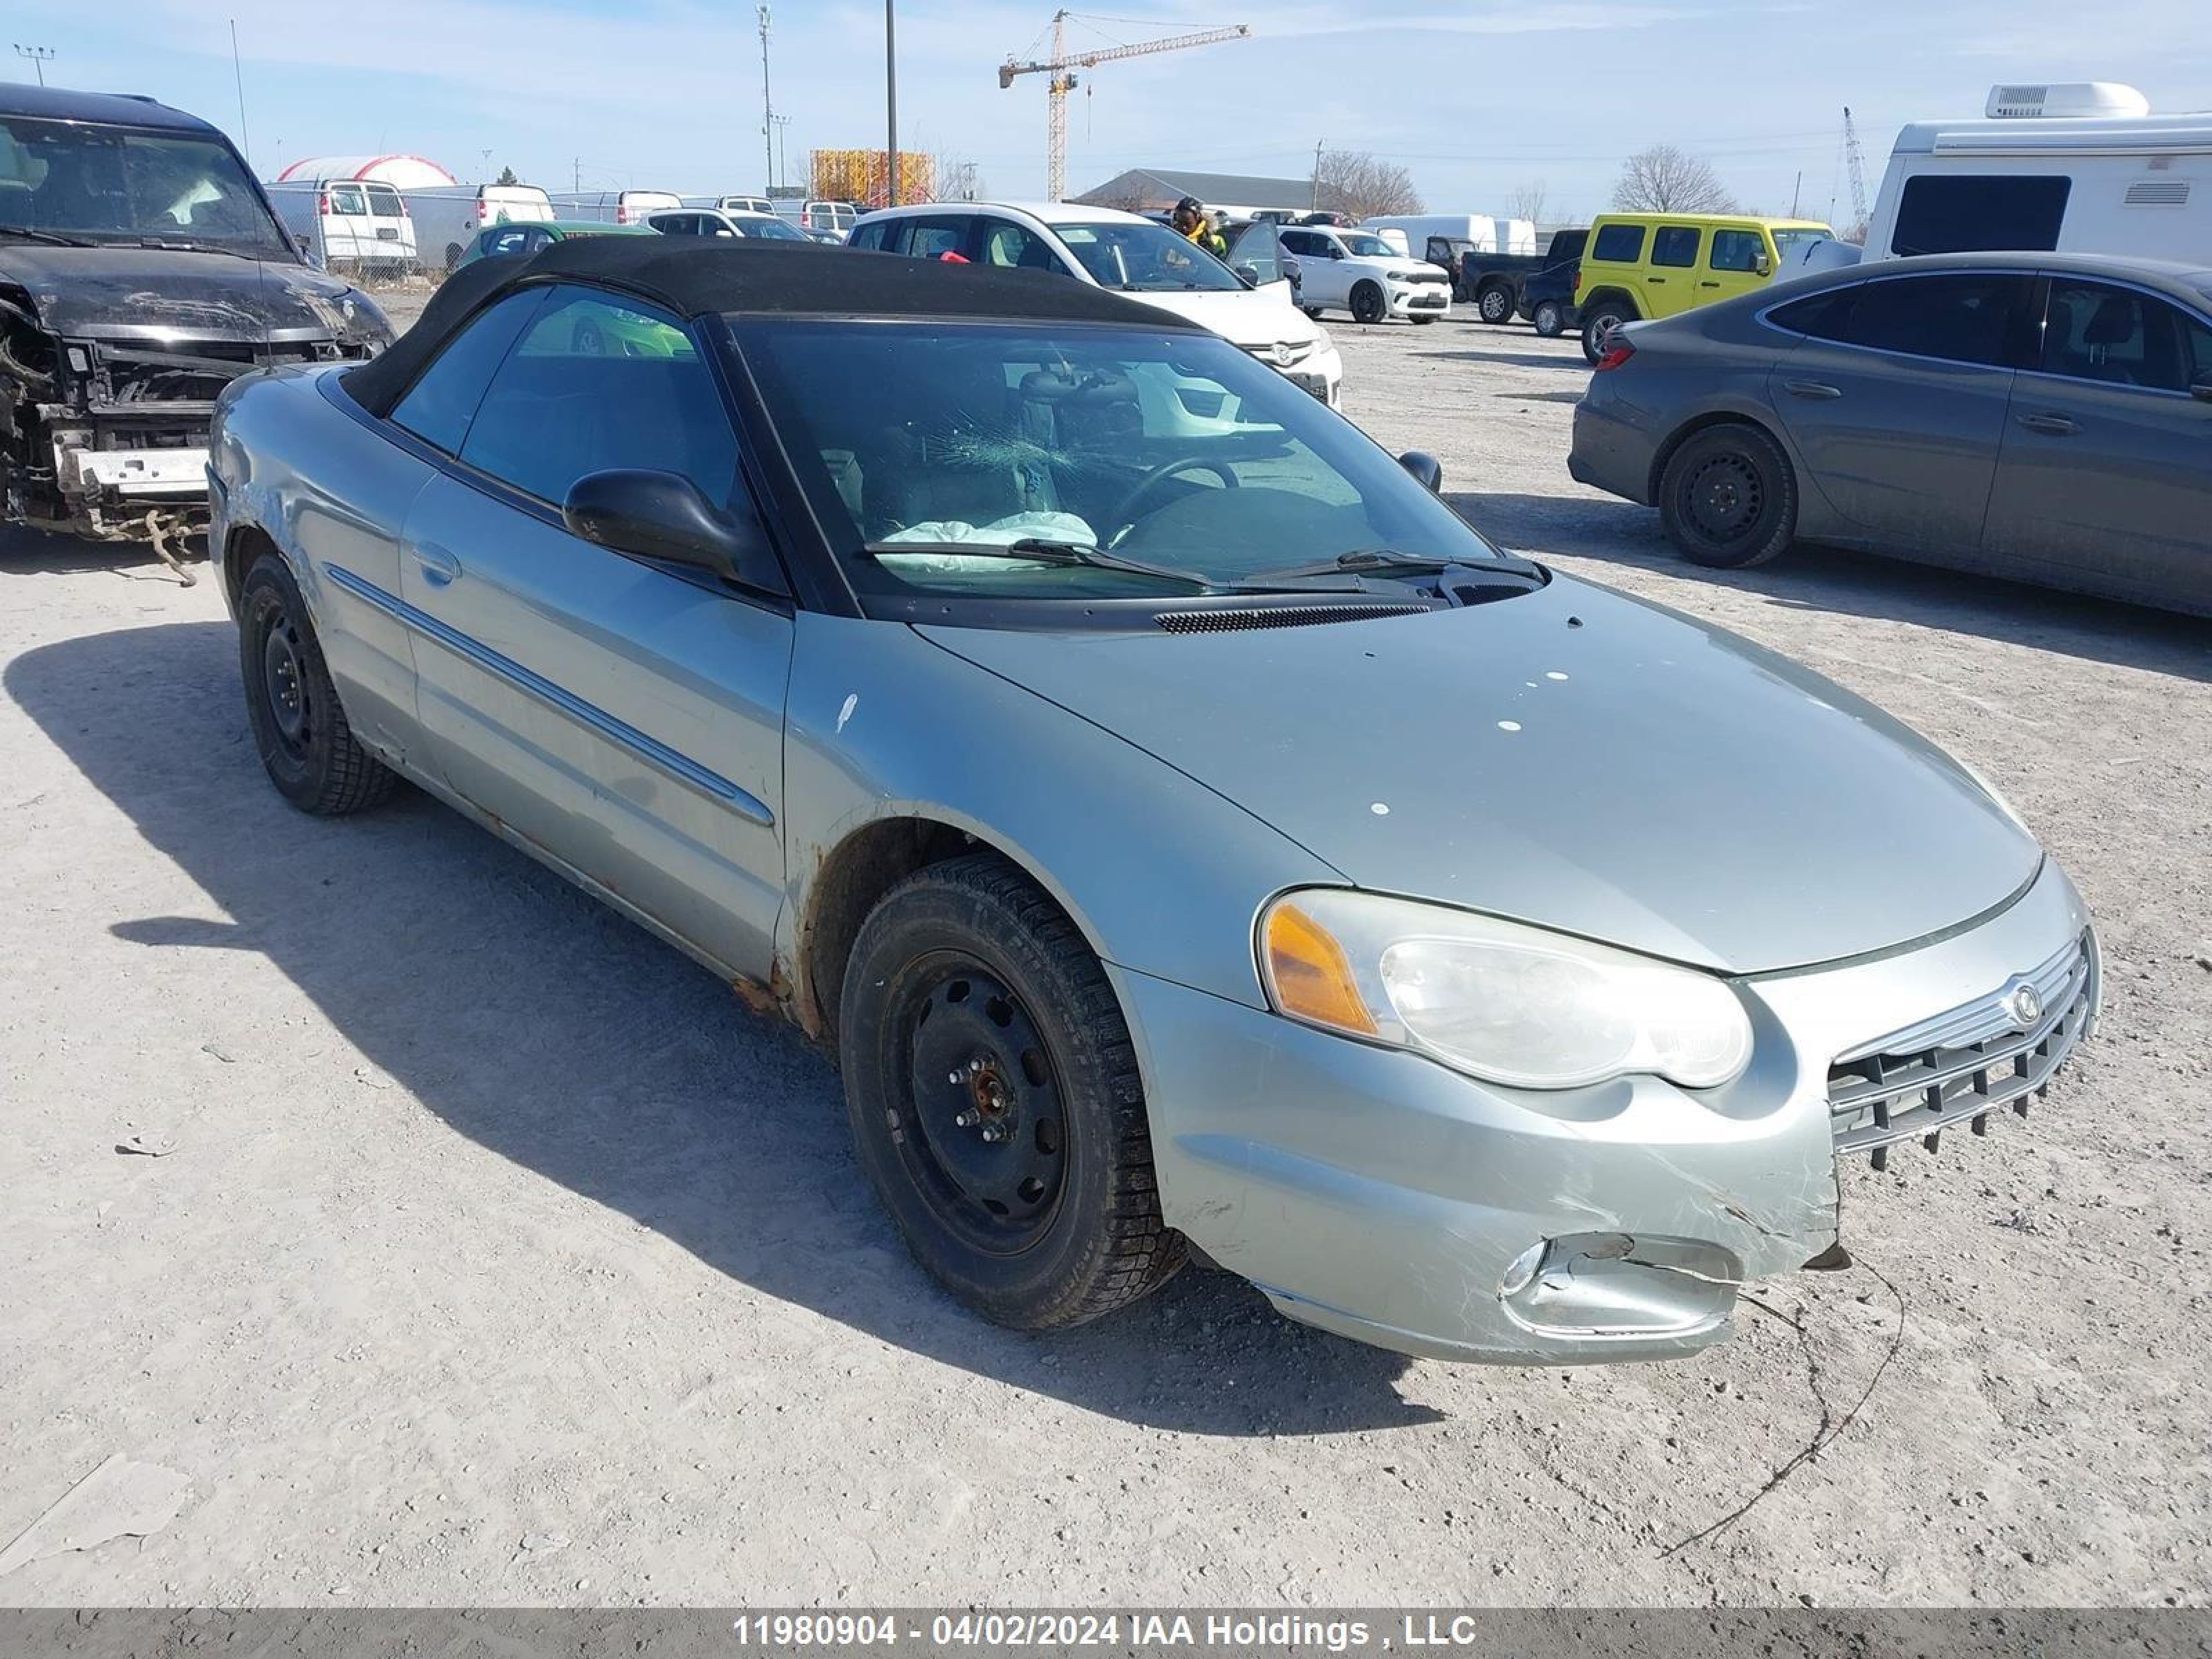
[919,577,2041,975]
[0,245,365,344]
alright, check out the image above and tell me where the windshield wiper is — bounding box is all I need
[1243,547,1544,583]
[0,225,95,247]
[860,536,1225,591]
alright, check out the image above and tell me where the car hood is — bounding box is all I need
[919,575,2041,975]
[0,244,371,344]
[1365,258,1448,281]
[1118,283,1324,350]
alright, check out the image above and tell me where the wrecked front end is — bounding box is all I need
[0,252,391,563]
[1128,860,2097,1365]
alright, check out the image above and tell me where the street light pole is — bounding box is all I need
[885,0,899,207]
[13,44,55,86]
[758,5,774,199]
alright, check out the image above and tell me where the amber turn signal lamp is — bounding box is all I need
[1264,901,1378,1035]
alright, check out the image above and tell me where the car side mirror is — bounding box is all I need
[1233,263,1261,288]
[1753,252,1772,276]
[563,469,780,591]
[1398,451,1443,493]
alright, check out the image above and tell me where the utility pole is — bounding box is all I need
[885,0,900,207]
[771,115,791,191]
[572,157,581,194]
[1790,169,1801,218]
[1312,139,1322,212]
[758,5,774,198]
[12,44,55,86]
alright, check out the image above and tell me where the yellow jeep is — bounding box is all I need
[1573,212,1835,362]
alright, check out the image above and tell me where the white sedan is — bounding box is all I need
[647,208,812,243]
[850,200,1344,405]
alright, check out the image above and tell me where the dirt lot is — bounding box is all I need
[2,310,2207,1609]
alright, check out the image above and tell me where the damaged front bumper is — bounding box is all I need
[1121,858,2095,1364]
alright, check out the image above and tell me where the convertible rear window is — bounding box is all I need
[732,319,1504,603]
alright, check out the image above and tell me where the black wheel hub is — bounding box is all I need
[260,617,312,755]
[901,966,1066,1248]
[1684,453,1763,541]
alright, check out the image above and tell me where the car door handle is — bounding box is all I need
[411,542,462,586]
[1645,276,1665,283]
[1782,379,1844,400]
[1698,279,1721,288]
[2018,411,2079,436]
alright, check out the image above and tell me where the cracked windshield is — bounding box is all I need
[0,115,291,254]
[738,321,1501,599]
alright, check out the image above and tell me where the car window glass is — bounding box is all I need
[849,220,889,251]
[1843,274,2028,367]
[899,218,968,260]
[1591,223,1644,263]
[1891,176,2071,257]
[1652,226,1699,268]
[330,184,367,216]
[459,287,738,510]
[1228,221,1287,285]
[1768,287,1857,341]
[977,218,1058,271]
[390,289,548,453]
[366,184,402,216]
[1709,229,1763,272]
[736,319,1506,601]
[2042,281,2200,392]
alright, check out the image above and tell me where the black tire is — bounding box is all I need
[1580,300,1633,364]
[1301,306,1325,321]
[1658,424,1799,570]
[1533,299,1566,338]
[1476,283,1514,324]
[1350,281,1387,326]
[444,241,463,272]
[238,552,397,815]
[1409,314,1436,326]
[839,854,1186,1330]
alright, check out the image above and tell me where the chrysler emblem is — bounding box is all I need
[2005,982,2044,1029]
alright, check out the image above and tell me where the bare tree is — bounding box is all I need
[1611,145,1738,214]
[1315,150,1423,218]
[1506,179,1550,226]
[930,150,985,203]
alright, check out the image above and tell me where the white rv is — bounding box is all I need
[405,183,555,271]
[1862,83,2212,263]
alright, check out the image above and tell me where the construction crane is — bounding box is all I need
[1841,105,1871,237]
[999,12,1251,201]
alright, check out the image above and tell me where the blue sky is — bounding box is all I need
[8,0,2205,221]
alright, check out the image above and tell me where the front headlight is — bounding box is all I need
[1259,890,1752,1091]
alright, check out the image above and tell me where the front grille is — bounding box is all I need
[1825,933,2097,1168]
[1154,602,1427,634]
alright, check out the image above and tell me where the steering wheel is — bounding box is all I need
[1110,455,1240,535]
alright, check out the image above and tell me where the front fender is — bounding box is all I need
[778,613,1342,1014]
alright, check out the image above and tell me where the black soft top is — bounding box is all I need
[344,236,1203,419]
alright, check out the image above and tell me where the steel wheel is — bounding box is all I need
[895,959,1068,1253]
[1679,451,1765,544]
[259,615,315,762]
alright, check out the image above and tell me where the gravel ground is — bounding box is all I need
[1,306,2206,1609]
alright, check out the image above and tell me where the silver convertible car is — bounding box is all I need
[208,237,2098,1364]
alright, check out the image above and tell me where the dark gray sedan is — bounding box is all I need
[1568,252,2211,615]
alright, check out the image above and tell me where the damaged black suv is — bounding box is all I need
[1,84,393,558]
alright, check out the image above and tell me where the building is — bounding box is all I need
[1074,167,1344,218]
[271,153,458,191]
